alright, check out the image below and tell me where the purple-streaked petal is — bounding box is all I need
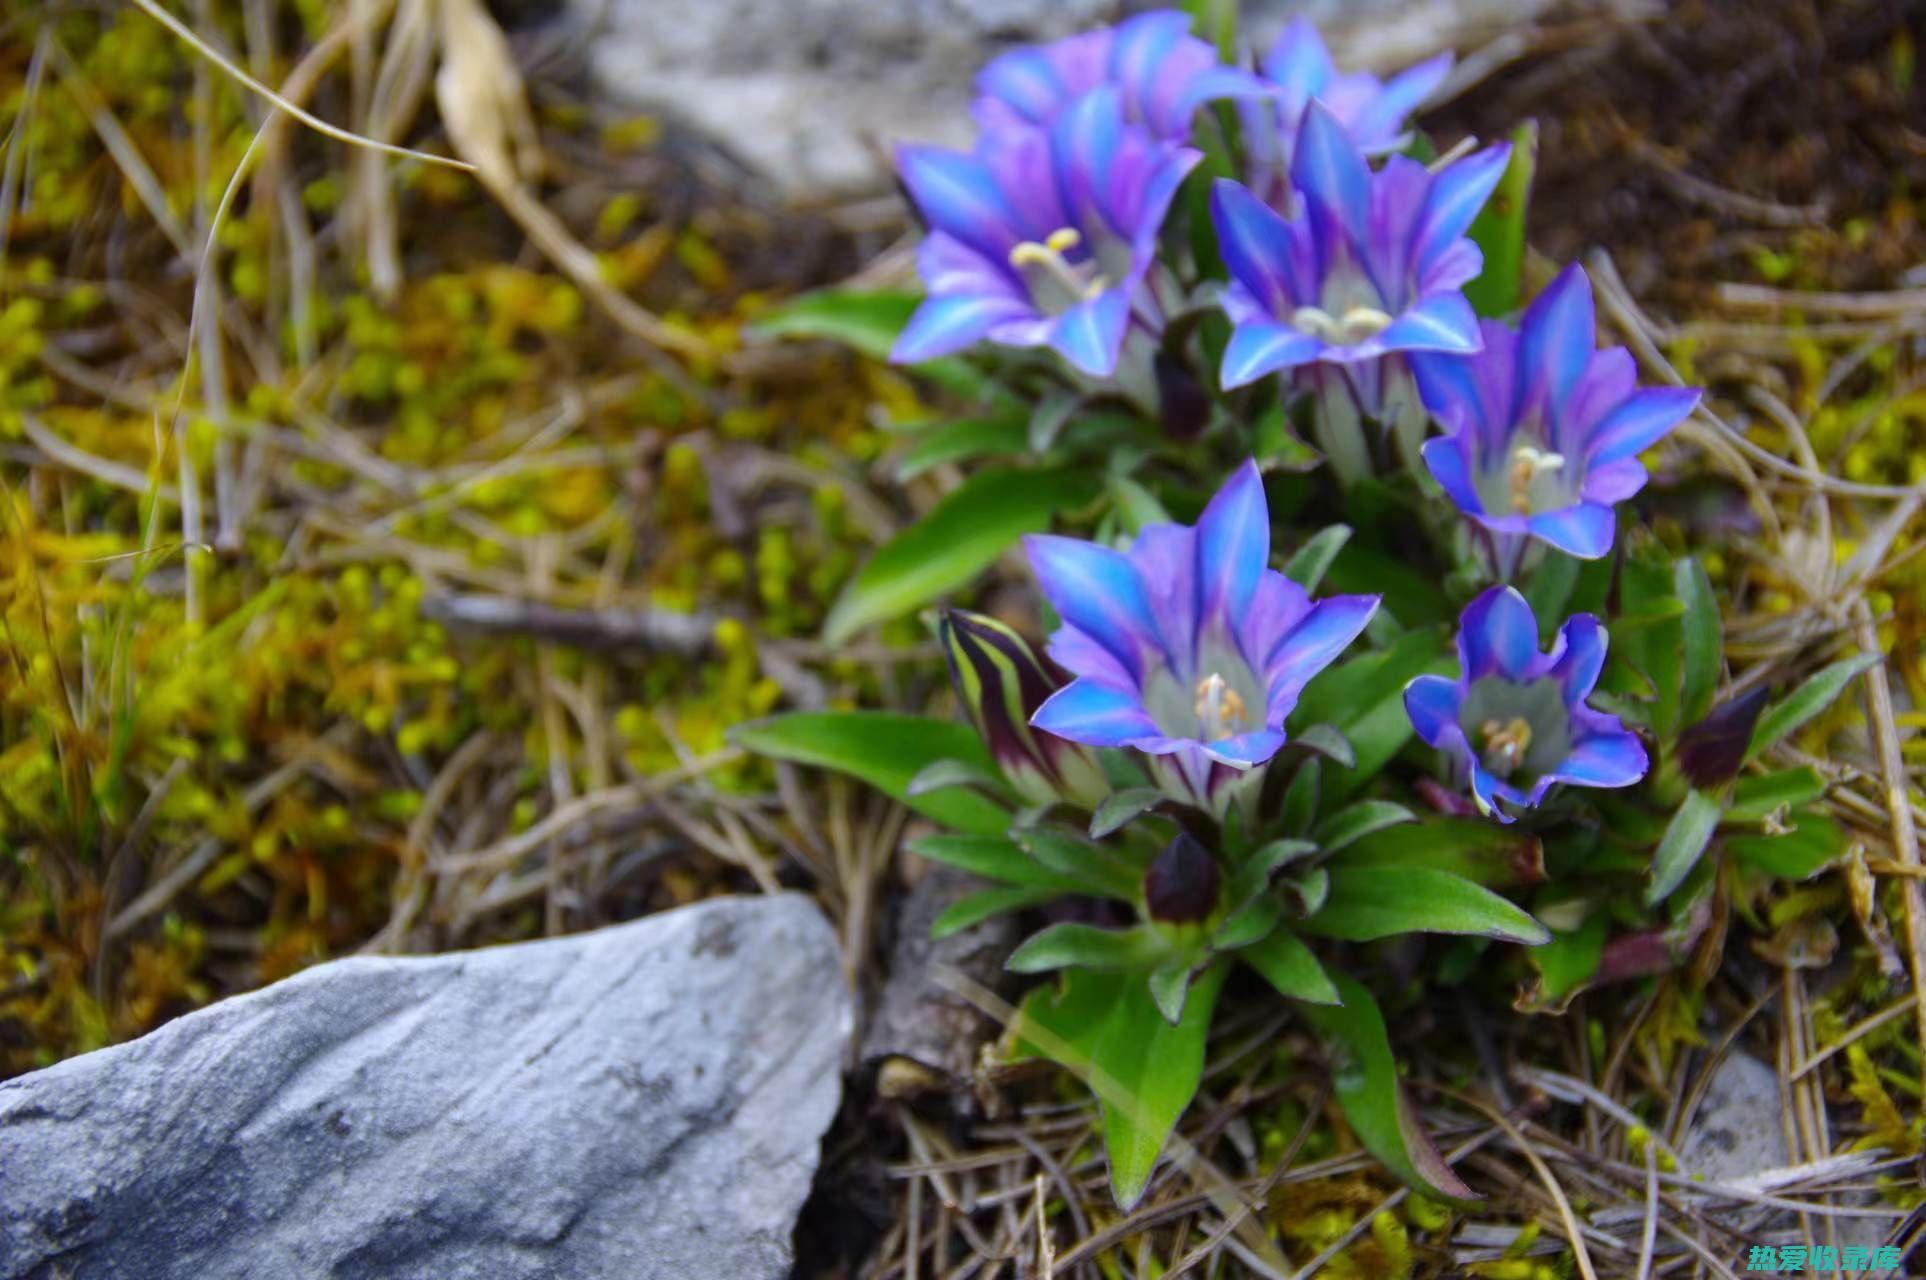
[1548,614,1607,705]
[1413,143,1509,272]
[1517,263,1597,408]
[1238,569,1312,677]
[1290,101,1372,243]
[897,145,1018,260]
[1199,728,1288,769]
[1266,593,1379,697]
[1355,52,1452,140]
[1579,456,1649,505]
[1403,673,1462,746]
[1545,730,1648,790]
[1458,585,1538,681]
[1212,179,1300,318]
[1469,763,1528,822]
[1525,503,1616,560]
[1025,534,1162,677]
[1261,17,1336,107]
[893,291,1034,363]
[1032,679,1161,747]
[1129,522,1199,669]
[1195,459,1271,620]
[1419,238,1485,294]
[1051,87,1124,221]
[1378,292,1482,354]
[1045,622,1137,691]
[1222,319,1322,386]
[1420,434,1486,515]
[1588,386,1702,464]
[1048,289,1130,376]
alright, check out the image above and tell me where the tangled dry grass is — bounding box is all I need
[0,1,1921,1277]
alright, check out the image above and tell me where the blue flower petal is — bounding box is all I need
[1459,585,1538,681]
[1378,292,1481,354]
[1051,87,1125,221]
[1579,457,1649,505]
[1221,319,1322,387]
[1413,143,1510,271]
[1588,386,1701,464]
[1047,289,1130,376]
[1548,614,1608,706]
[1546,729,1648,790]
[896,145,1019,260]
[1032,679,1161,748]
[1517,263,1597,409]
[1355,52,1453,140]
[892,292,1032,364]
[1195,459,1270,620]
[975,48,1065,127]
[1199,728,1288,769]
[1266,593,1379,699]
[1025,534,1163,677]
[1260,17,1336,100]
[1289,101,1372,243]
[1403,673,1463,747]
[1211,179,1299,320]
[1420,434,1486,516]
[1525,502,1616,561]
[1469,763,1525,822]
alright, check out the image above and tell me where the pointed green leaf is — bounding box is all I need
[1297,972,1478,1202]
[749,287,983,396]
[1305,866,1549,944]
[1148,960,1194,1025]
[1290,723,1356,768]
[1281,757,1321,835]
[733,712,1009,836]
[1284,525,1352,593]
[895,413,1028,481]
[1644,787,1725,906]
[1521,913,1608,1013]
[1017,829,1144,902]
[1312,800,1416,853]
[1007,922,1170,973]
[1727,766,1827,823]
[1241,929,1339,1005]
[1281,867,1329,917]
[1327,817,1546,889]
[1109,474,1173,534]
[1463,121,1536,318]
[1213,891,1284,950]
[1290,626,1452,801]
[905,757,1011,799]
[907,834,1084,893]
[1675,556,1722,726]
[823,466,1099,644]
[1029,388,1082,452]
[1744,652,1881,764]
[932,885,1054,938]
[1090,787,1167,839]
[1726,807,1848,880]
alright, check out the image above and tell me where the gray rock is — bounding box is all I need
[0,893,850,1280]
[1679,1048,1787,1178]
[553,0,1562,199]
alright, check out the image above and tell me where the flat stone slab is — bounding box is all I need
[0,893,849,1280]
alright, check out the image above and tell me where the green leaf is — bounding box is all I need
[1727,767,1827,823]
[1297,972,1477,1202]
[734,712,1010,836]
[1327,817,1546,889]
[1213,892,1284,949]
[1283,525,1352,593]
[1462,121,1536,318]
[1008,922,1170,973]
[1280,757,1321,835]
[895,413,1028,481]
[1305,866,1549,944]
[1090,787,1167,839]
[749,287,982,395]
[1726,807,1849,880]
[1614,547,1687,736]
[905,757,1010,799]
[1522,913,1608,1013]
[1029,388,1081,452]
[1744,652,1881,764]
[1312,800,1416,853]
[1013,963,1230,1209]
[823,466,1098,644]
[1644,787,1724,906]
[1281,866,1330,917]
[907,833,1084,892]
[1017,829,1144,902]
[1323,544,1452,627]
[1290,723,1356,768]
[932,885,1054,938]
[1241,929,1339,1004]
[1148,960,1195,1025]
[1290,627,1452,801]
[1108,475,1173,534]
[1522,551,1581,628]
[1675,556,1722,726]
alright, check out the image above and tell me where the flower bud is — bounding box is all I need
[1675,685,1769,789]
[1155,351,1210,442]
[1143,832,1221,925]
[940,609,1109,808]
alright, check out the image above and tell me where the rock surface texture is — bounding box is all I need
[551,0,1564,198]
[0,893,850,1280]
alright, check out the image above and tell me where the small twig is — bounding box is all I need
[420,592,717,654]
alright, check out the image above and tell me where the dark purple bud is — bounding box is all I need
[940,609,1107,807]
[1155,351,1210,442]
[1144,832,1221,925]
[1675,685,1770,788]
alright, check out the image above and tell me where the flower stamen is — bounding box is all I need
[1507,445,1566,514]
[1479,716,1533,777]
[1193,673,1249,741]
[1009,228,1108,302]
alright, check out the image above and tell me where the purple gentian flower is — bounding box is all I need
[1410,264,1703,561]
[974,9,1267,143]
[1210,104,1508,481]
[1404,586,1647,822]
[1025,459,1379,807]
[1238,17,1454,208]
[892,87,1199,377]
